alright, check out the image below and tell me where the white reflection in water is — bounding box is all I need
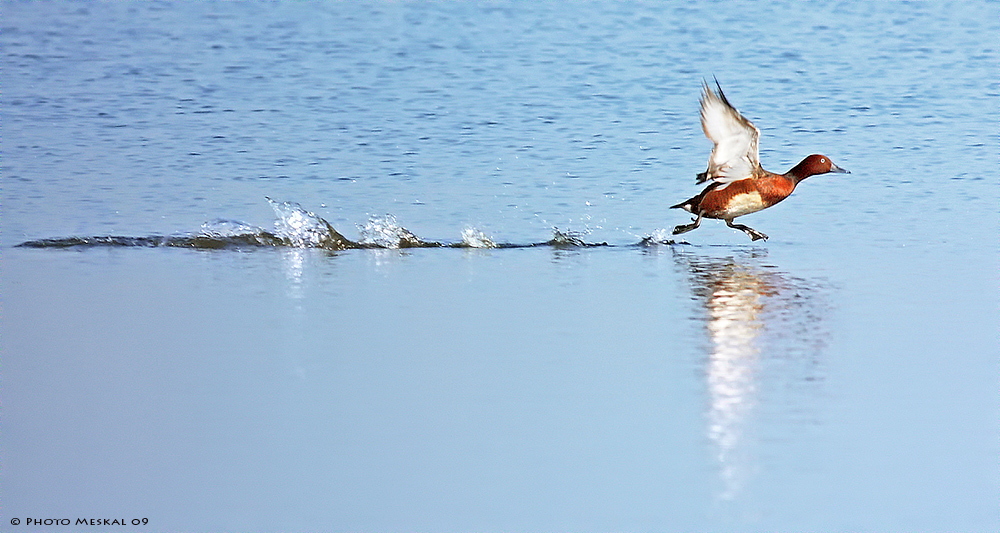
[677,250,827,502]
[705,267,767,500]
[283,248,306,300]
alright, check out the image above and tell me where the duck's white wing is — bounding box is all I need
[697,81,761,185]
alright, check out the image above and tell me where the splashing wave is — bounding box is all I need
[16,198,677,250]
[358,214,434,249]
[460,227,496,249]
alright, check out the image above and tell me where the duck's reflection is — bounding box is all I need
[674,248,828,502]
[703,261,767,501]
[283,248,307,300]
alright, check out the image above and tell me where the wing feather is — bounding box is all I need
[697,80,761,185]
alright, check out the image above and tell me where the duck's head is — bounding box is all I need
[789,154,849,182]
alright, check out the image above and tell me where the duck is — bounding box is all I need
[671,80,849,241]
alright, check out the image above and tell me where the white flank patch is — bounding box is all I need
[723,191,765,218]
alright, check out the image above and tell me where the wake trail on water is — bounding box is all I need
[16,198,679,251]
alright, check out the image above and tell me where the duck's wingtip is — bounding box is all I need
[712,78,732,106]
[700,76,731,105]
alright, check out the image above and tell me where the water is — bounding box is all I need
[3,1,998,531]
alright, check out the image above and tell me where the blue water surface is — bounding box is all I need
[3,2,997,531]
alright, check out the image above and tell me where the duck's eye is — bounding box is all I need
[821,158,827,163]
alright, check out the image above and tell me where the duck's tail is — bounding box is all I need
[671,197,697,213]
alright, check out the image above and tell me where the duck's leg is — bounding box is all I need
[726,219,768,241]
[672,212,703,235]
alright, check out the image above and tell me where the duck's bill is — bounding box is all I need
[831,162,850,174]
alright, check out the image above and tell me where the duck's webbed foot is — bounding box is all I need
[672,213,703,235]
[726,219,768,241]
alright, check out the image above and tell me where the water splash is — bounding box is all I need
[357,214,434,249]
[267,197,353,250]
[549,229,585,247]
[199,218,265,238]
[638,228,677,246]
[545,228,608,247]
[460,227,496,249]
[16,198,658,250]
